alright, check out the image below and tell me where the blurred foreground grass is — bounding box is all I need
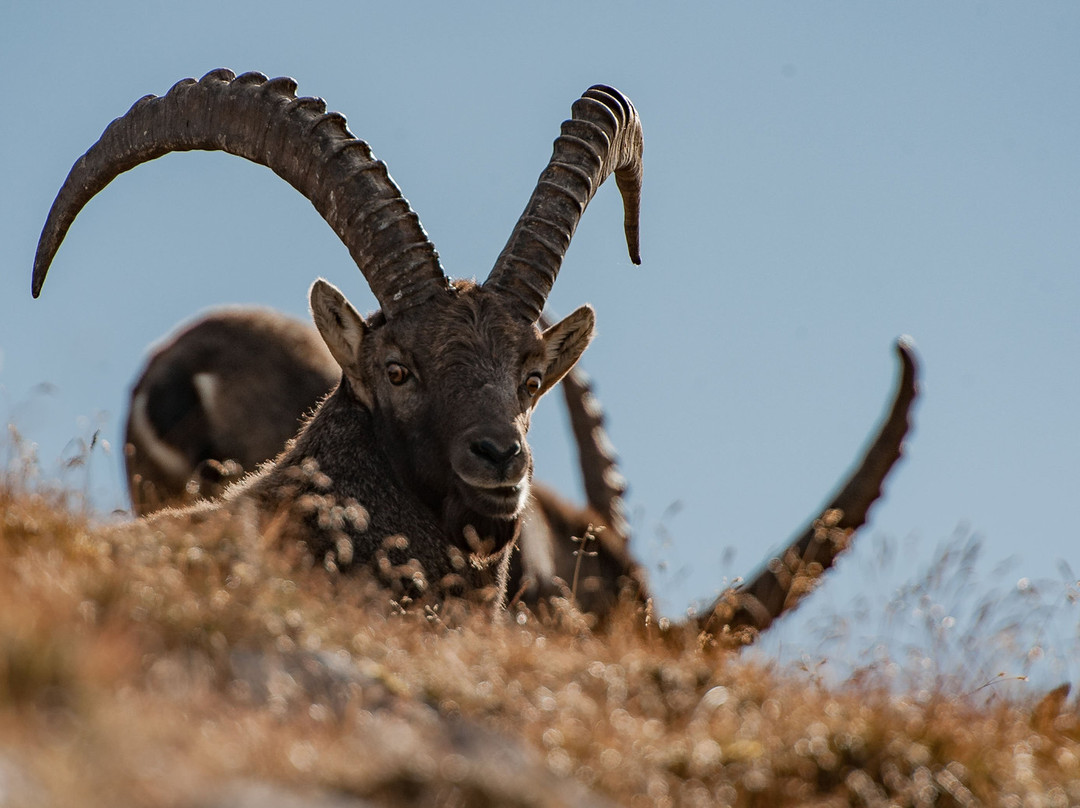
[1,444,1079,806]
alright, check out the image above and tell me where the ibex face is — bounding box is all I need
[310,279,594,532]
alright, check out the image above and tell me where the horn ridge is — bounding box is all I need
[484,85,643,323]
[32,69,447,314]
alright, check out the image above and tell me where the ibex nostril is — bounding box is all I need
[471,438,522,467]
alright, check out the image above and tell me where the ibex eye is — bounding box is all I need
[387,362,410,385]
[524,373,543,397]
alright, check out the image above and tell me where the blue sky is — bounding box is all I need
[3,3,1078,680]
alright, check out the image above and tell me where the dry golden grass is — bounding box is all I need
[1,465,1079,807]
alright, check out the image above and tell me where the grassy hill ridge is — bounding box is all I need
[1,478,1077,806]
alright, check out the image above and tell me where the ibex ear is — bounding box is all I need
[538,305,595,398]
[310,279,373,406]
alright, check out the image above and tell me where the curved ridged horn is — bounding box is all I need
[32,69,447,316]
[539,312,631,546]
[485,85,643,323]
[561,368,630,547]
[703,338,920,636]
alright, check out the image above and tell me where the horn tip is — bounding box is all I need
[624,225,641,265]
[894,335,919,374]
[31,262,46,298]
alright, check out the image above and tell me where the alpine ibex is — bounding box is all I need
[32,70,918,631]
[33,69,643,597]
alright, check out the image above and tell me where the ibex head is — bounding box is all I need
[32,69,642,556]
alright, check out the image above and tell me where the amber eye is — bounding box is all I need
[387,362,410,386]
[524,372,543,397]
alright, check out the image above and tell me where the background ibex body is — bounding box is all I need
[125,307,338,512]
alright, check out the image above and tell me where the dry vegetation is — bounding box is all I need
[2,453,1079,807]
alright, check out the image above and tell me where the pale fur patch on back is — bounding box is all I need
[192,372,219,423]
[128,390,192,480]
